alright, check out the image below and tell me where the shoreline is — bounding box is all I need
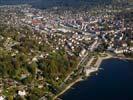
[53,77,83,100]
[53,53,133,100]
[113,56,133,61]
[95,53,113,68]
[53,53,113,100]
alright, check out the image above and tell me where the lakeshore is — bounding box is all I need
[0,1,132,100]
[60,58,133,100]
[53,53,113,100]
[53,77,83,100]
[54,53,133,100]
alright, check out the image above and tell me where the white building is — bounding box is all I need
[18,90,26,96]
[114,49,124,54]
[79,49,86,57]
[0,96,5,100]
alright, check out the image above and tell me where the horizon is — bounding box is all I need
[0,0,113,7]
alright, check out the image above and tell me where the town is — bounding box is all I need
[0,2,132,100]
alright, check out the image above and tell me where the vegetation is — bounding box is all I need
[0,25,79,99]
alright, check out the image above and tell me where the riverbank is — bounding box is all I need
[53,53,113,100]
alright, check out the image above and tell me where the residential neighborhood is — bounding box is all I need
[0,1,132,100]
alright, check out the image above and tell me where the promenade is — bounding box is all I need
[54,53,113,100]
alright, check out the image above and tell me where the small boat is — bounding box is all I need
[71,87,75,90]
[99,68,104,70]
[96,73,98,75]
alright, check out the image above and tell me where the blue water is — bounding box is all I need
[60,58,133,100]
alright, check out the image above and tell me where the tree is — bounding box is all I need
[28,62,37,75]
[7,96,14,100]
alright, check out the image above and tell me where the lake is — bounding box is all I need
[60,58,133,100]
[0,0,112,9]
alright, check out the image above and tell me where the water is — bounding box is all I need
[0,0,112,9]
[60,58,133,100]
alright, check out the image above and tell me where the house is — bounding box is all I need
[122,43,127,47]
[79,49,86,57]
[0,96,5,100]
[32,57,38,62]
[114,48,124,54]
[18,90,26,96]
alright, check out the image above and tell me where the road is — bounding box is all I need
[60,53,88,87]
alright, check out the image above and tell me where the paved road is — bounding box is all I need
[60,53,88,87]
